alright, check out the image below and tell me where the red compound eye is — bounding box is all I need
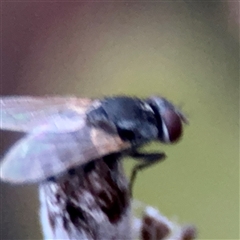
[146,96,188,144]
[161,109,183,143]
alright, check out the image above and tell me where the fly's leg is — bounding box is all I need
[129,151,166,197]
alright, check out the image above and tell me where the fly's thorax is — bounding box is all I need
[86,96,159,146]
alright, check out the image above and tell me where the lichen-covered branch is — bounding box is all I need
[39,154,131,239]
[39,154,197,240]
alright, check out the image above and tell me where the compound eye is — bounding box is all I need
[161,110,183,143]
[145,96,188,144]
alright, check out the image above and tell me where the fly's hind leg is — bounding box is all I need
[129,151,166,197]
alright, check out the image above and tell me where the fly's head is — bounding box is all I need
[146,96,188,143]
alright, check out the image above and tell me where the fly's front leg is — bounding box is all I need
[129,151,166,197]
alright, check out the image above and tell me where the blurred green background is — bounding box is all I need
[1,2,239,239]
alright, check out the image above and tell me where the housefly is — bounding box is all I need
[0,95,187,185]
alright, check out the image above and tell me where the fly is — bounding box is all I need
[0,95,187,190]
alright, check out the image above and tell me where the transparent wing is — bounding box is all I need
[0,96,93,132]
[0,122,131,183]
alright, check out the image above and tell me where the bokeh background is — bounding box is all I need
[1,2,239,239]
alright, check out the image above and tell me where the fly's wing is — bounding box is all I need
[0,121,131,183]
[1,96,93,132]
